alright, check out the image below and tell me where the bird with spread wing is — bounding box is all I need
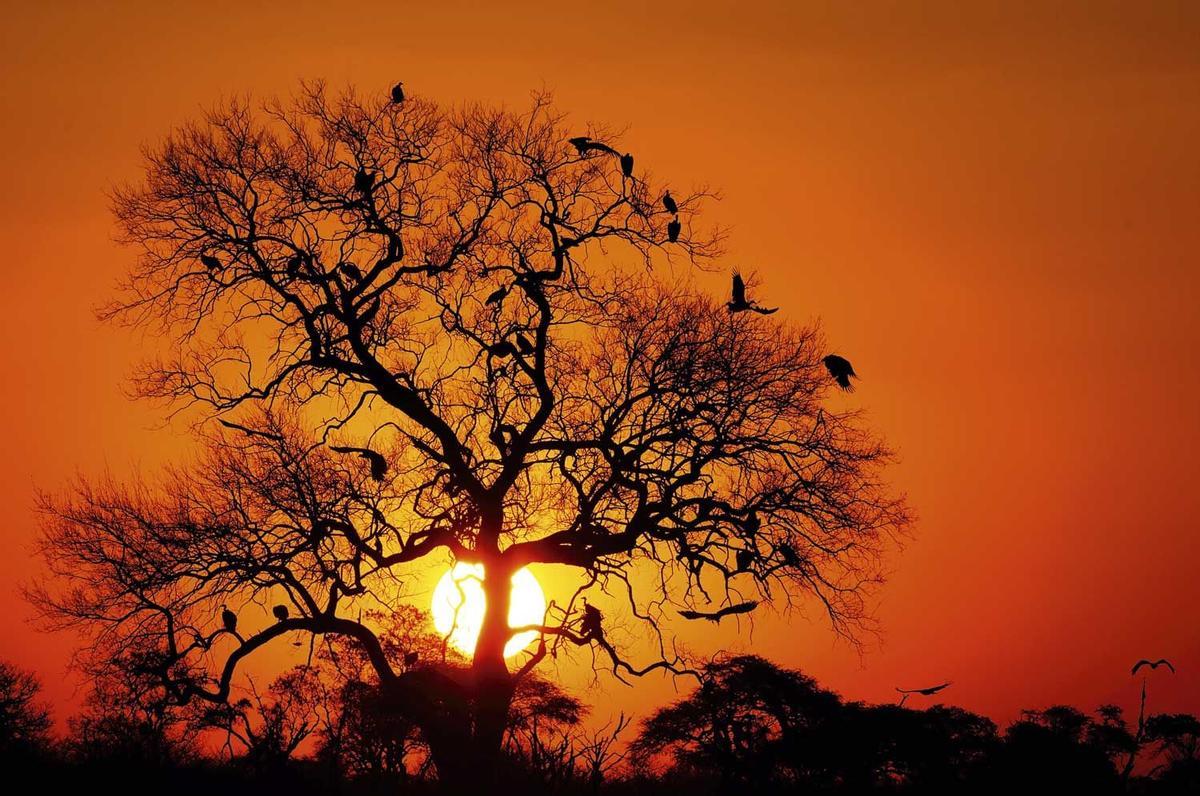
[678,601,759,623]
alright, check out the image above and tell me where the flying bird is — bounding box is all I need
[221,606,238,635]
[620,152,634,178]
[678,601,759,622]
[727,273,778,315]
[662,191,678,214]
[667,218,681,243]
[897,682,951,697]
[354,169,376,193]
[200,253,222,270]
[1132,659,1176,675]
[822,354,858,392]
[390,82,405,104]
[330,445,388,481]
[272,605,289,622]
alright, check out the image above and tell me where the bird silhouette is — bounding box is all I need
[272,605,289,622]
[330,445,388,481]
[897,682,951,697]
[580,600,604,640]
[727,273,778,314]
[667,218,681,243]
[736,549,756,572]
[1132,658,1176,675]
[404,651,419,668]
[338,262,363,283]
[200,253,222,270]
[390,82,405,104]
[286,254,305,278]
[516,333,535,356]
[221,606,238,635]
[744,511,761,535]
[662,191,678,214]
[484,286,508,306]
[568,136,617,156]
[488,340,517,359]
[678,600,759,622]
[354,169,376,193]
[620,152,634,178]
[822,354,858,392]
[778,543,801,567]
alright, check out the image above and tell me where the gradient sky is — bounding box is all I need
[1,1,1198,732]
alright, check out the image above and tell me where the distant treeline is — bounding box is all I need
[1,654,1195,795]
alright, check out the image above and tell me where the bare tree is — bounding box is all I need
[29,82,909,785]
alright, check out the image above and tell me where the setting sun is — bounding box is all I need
[431,563,546,658]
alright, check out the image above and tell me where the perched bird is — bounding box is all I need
[822,354,858,392]
[404,651,419,668]
[568,136,617,156]
[354,169,376,194]
[778,543,801,567]
[200,253,222,270]
[338,262,363,282]
[620,152,634,178]
[272,605,289,622]
[484,286,508,306]
[580,600,604,640]
[516,333,535,356]
[736,549,756,572]
[744,511,761,535]
[390,82,405,104]
[488,340,517,359]
[1132,659,1176,675]
[221,606,238,634]
[286,254,305,278]
[662,191,678,215]
[330,445,388,481]
[897,682,952,697]
[727,273,778,315]
[678,601,759,622]
[667,218,681,243]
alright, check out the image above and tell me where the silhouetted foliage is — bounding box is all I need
[0,661,53,764]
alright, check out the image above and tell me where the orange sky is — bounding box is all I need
[1,1,1198,731]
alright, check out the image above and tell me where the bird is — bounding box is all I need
[822,354,858,392]
[390,82,405,104]
[272,605,289,622]
[484,286,508,306]
[662,191,678,214]
[580,600,604,640]
[286,254,305,278]
[568,136,618,156]
[516,333,535,356]
[221,606,238,634]
[744,511,761,535]
[329,445,388,481]
[736,549,755,572]
[338,262,363,283]
[896,682,951,697]
[404,651,419,668]
[727,273,778,315]
[678,601,759,622]
[620,152,634,178]
[778,543,801,567]
[353,169,376,194]
[1132,658,1176,675]
[488,340,517,359]
[667,218,681,243]
[200,253,222,270]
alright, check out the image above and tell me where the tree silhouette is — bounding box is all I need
[29,82,908,785]
[0,661,53,765]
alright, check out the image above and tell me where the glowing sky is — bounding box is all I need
[1,1,1197,731]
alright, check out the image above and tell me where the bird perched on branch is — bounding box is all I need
[736,549,756,572]
[221,606,238,635]
[200,253,222,270]
[662,191,678,214]
[822,354,858,392]
[620,152,634,178]
[354,169,376,194]
[778,543,801,567]
[667,218,681,243]
[272,605,289,622]
[1132,658,1176,675]
[678,601,759,622]
[568,136,618,156]
[286,253,306,278]
[488,340,517,359]
[390,82,405,104]
[580,600,604,640]
[330,445,388,481]
[727,273,778,315]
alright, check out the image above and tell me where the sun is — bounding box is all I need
[430,562,546,658]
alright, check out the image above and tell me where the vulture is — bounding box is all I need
[404,651,419,668]
[516,333,535,356]
[200,253,222,270]
[620,152,634,178]
[390,82,405,104]
[896,682,952,697]
[778,543,801,567]
[736,549,756,572]
[822,354,858,392]
[1132,658,1176,675]
[667,218,681,243]
[330,445,388,481]
[484,286,508,306]
[568,136,618,156]
[488,340,517,359]
[353,169,376,193]
[580,601,604,639]
[272,605,289,622]
[678,601,759,622]
[338,262,363,283]
[662,191,678,215]
[221,606,238,634]
[727,273,779,315]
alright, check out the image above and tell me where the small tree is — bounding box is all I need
[30,82,908,785]
[0,661,54,763]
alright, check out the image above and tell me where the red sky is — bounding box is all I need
[1,1,1198,731]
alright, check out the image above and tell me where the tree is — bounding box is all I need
[29,82,908,785]
[0,661,53,763]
